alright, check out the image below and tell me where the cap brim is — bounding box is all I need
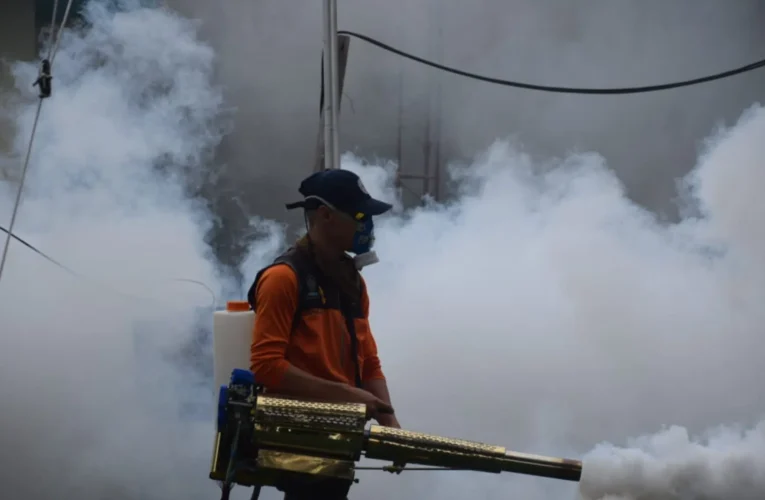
[286,197,325,211]
[285,201,306,210]
[359,197,393,216]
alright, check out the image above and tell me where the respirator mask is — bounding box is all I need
[350,215,378,270]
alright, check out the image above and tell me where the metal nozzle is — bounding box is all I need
[500,450,582,482]
[364,425,582,482]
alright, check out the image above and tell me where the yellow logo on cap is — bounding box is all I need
[355,212,365,220]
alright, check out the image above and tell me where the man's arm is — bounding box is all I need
[359,280,401,428]
[249,264,296,386]
[250,264,349,399]
[363,378,393,408]
[250,265,392,411]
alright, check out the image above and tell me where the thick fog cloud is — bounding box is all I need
[0,1,763,499]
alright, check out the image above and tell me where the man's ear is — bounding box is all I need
[316,204,333,222]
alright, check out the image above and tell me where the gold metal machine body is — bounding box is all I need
[210,370,582,498]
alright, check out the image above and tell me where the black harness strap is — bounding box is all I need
[340,298,363,389]
[247,249,309,335]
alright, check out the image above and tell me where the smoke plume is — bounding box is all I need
[0,2,232,498]
[335,103,765,500]
[0,1,763,500]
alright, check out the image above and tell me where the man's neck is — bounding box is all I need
[306,231,344,262]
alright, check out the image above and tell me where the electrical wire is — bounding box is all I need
[0,224,74,273]
[0,0,77,286]
[5,20,761,298]
[0,4,217,310]
[0,224,217,308]
[337,30,765,95]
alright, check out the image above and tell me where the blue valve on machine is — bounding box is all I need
[230,368,255,388]
[228,368,256,402]
[217,369,256,430]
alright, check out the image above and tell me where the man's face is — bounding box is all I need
[315,205,358,252]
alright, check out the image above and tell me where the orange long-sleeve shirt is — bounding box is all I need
[249,263,385,390]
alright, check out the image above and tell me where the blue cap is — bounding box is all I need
[286,169,393,218]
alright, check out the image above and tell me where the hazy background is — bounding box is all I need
[0,1,763,499]
[164,0,765,272]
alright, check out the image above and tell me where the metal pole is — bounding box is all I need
[432,0,444,201]
[395,64,403,191]
[322,0,340,170]
[329,0,340,170]
[313,35,350,172]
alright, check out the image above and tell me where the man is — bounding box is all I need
[247,168,400,499]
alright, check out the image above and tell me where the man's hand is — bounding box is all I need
[346,386,394,420]
[375,412,401,429]
[361,378,399,427]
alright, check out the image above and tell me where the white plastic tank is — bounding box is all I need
[213,300,255,391]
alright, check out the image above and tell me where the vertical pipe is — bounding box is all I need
[422,112,431,197]
[432,0,444,201]
[314,35,350,172]
[321,0,333,170]
[395,63,404,191]
[394,0,405,193]
[329,0,340,170]
[322,0,340,170]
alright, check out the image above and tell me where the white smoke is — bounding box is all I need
[1,1,764,500]
[333,104,765,499]
[570,104,765,500]
[0,2,237,499]
[579,422,765,500]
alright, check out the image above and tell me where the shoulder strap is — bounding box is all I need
[247,247,309,334]
[342,309,363,389]
[340,274,364,389]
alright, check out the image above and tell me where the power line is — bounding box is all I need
[0,224,74,273]
[338,30,765,95]
[0,224,216,307]
[3,24,760,299]
[0,0,77,285]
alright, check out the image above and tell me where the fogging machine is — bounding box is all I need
[210,369,582,499]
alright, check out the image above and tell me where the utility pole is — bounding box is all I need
[320,0,340,170]
[313,32,350,172]
[323,0,339,170]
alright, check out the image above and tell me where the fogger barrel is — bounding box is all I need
[210,370,582,494]
[364,425,581,481]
